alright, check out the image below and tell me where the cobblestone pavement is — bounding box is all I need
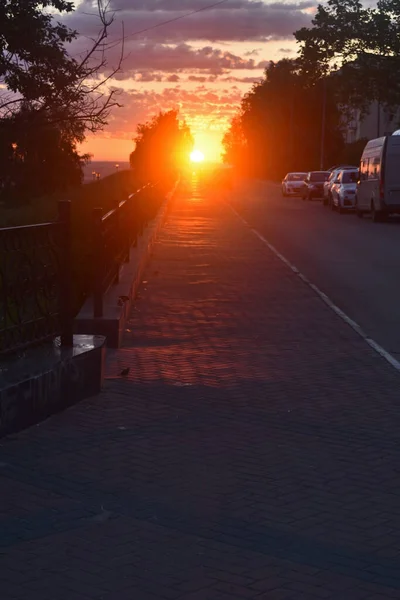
[1,179,400,599]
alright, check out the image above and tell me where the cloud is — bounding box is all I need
[67,0,316,43]
[105,85,244,139]
[67,1,313,151]
[220,75,263,83]
[103,42,264,78]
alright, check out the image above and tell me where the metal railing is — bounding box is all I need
[0,183,164,355]
[91,183,161,318]
[0,201,73,357]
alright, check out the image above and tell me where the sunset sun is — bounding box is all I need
[190,149,205,163]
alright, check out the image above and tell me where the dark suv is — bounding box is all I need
[302,171,331,200]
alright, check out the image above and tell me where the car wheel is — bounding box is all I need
[371,202,382,223]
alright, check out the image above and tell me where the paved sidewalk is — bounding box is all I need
[1,180,400,599]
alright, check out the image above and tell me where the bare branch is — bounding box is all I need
[1,0,125,133]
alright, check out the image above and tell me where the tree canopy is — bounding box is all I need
[222,59,344,178]
[294,0,400,115]
[130,110,194,186]
[0,0,122,201]
[223,0,400,178]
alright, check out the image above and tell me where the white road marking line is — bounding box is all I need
[229,204,400,373]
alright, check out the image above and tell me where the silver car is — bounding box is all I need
[323,166,357,206]
[331,169,359,213]
[282,172,307,196]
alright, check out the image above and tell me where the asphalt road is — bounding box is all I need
[231,179,400,358]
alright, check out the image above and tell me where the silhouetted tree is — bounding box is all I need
[223,59,344,179]
[0,0,123,200]
[129,110,194,186]
[340,138,368,166]
[222,115,248,171]
[0,107,90,203]
[295,0,400,117]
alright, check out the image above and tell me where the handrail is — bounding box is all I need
[91,183,161,318]
[0,182,165,354]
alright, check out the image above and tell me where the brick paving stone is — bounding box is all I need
[1,179,400,599]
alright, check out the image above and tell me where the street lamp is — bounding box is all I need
[320,77,327,171]
[115,163,119,172]
[95,172,101,182]
[92,170,96,181]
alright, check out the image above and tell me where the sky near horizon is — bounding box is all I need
[65,0,318,162]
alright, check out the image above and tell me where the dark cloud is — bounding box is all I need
[66,1,312,144]
[108,0,268,9]
[107,42,263,77]
[220,75,262,83]
[244,48,262,56]
[67,0,316,43]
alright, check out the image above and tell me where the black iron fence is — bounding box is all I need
[0,182,165,356]
[91,183,161,317]
[0,201,73,357]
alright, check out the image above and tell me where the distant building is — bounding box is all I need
[345,101,400,144]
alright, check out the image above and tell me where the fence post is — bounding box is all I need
[58,200,73,347]
[114,197,120,283]
[92,207,104,318]
[129,193,139,248]
[138,186,146,236]
[125,195,132,260]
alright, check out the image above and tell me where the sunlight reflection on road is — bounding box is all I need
[191,171,203,200]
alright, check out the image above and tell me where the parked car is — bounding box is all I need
[326,164,356,172]
[323,165,358,206]
[281,172,307,196]
[331,169,359,213]
[302,171,331,200]
[356,133,400,221]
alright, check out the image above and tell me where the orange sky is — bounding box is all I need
[71,2,315,163]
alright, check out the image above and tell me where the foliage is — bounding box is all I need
[294,0,400,115]
[0,1,123,202]
[0,107,89,203]
[222,59,344,179]
[221,116,248,170]
[338,138,368,167]
[129,110,194,185]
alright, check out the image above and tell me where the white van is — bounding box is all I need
[357,134,400,221]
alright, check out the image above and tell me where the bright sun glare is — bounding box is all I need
[190,149,205,163]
